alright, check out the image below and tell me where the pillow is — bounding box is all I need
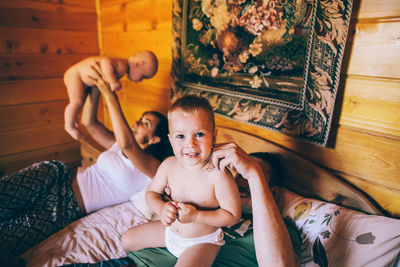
[130,187,155,220]
[277,188,400,267]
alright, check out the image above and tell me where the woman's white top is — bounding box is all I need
[76,142,152,213]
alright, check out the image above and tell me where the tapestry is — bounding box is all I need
[170,0,353,147]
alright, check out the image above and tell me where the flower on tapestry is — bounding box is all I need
[185,0,311,90]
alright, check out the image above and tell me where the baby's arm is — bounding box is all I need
[146,158,178,226]
[100,57,127,92]
[178,170,242,227]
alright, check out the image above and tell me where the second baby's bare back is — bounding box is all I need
[65,56,129,88]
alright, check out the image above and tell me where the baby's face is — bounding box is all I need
[168,109,215,170]
[127,57,155,82]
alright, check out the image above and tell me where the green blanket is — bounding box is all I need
[128,218,301,267]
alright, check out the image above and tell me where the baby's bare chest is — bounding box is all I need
[168,172,218,208]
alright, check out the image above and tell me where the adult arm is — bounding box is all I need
[80,87,115,149]
[92,74,161,178]
[211,143,299,267]
[100,57,123,91]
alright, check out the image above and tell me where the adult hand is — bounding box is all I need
[211,142,262,181]
[87,62,113,96]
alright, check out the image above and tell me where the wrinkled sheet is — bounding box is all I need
[22,201,150,267]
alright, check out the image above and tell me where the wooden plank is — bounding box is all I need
[213,116,400,190]
[0,124,77,156]
[339,76,400,137]
[100,0,172,32]
[102,28,172,59]
[0,54,96,81]
[25,0,96,9]
[0,100,67,132]
[0,79,67,105]
[347,20,400,78]
[0,0,97,31]
[338,172,400,217]
[0,27,99,54]
[0,142,81,177]
[355,0,400,19]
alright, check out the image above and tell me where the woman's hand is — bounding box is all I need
[87,63,114,97]
[211,142,262,181]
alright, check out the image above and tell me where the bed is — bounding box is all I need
[21,127,400,267]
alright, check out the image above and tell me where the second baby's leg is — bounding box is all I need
[64,71,89,140]
[120,220,165,252]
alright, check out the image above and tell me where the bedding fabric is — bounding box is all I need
[127,218,302,267]
[277,188,400,267]
[21,201,149,267]
[0,161,82,256]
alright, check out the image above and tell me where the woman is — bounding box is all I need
[0,67,172,257]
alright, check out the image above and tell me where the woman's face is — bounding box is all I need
[132,112,160,148]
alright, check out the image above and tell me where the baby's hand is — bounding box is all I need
[160,201,178,226]
[176,202,198,224]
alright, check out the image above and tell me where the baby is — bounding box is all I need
[121,95,242,266]
[63,50,158,140]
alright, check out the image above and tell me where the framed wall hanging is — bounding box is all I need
[171,0,353,146]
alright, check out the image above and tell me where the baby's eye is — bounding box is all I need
[176,134,184,139]
[195,132,205,138]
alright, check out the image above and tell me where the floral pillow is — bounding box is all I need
[277,188,400,267]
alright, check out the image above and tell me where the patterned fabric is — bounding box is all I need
[61,257,136,267]
[0,161,83,256]
[277,188,400,266]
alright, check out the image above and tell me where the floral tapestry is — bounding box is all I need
[171,0,353,146]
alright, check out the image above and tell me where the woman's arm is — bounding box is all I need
[93,76,161,178]
[80,87,115,149]
[211,143,299,267]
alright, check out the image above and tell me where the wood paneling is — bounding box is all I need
[0,1,96,31]
[0,54,95,81]
[0,27,98,54]
[0,100,66,132]
[0,124,76,157]
[347,20,400,78]
[356,0,400,19]
[0,142,81,177]
[0,0,98,175]
[339,76,400,136]
[100,0,172,32]
[102,29,172,59]
[0,79,67,105]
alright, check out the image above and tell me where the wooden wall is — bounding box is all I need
[0,0,99,176]
[98,0,400,218]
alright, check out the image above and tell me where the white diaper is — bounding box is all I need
[165,226,225,258]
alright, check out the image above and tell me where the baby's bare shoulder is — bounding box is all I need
[206,167,232,182]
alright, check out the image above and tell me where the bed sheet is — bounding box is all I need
[21,201,149,267]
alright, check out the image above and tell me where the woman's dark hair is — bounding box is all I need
[144,111,173,161]
[249,152,285,188]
